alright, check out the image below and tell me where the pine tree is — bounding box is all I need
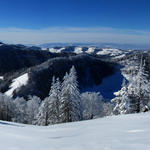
[26,95,41,124]
[128,58,150,113]
[13,97,27,123]
[112,78,130,115]
[35,97,49,126]
[35,77,61,125]
[0,94,14,121]
[47,77,61,124]
[59,66,82,123]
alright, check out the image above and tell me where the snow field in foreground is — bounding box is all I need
[0,112,150,150]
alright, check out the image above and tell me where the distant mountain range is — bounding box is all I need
[0,42,150,100]
[39,42,150,50]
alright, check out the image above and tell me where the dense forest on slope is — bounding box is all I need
[0,44,75,75]
[14,54,115,99]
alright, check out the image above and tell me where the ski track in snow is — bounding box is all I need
[0,112,150,150]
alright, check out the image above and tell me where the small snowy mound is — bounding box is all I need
[74,47,83,54]
[49,47,65,53]
[86,47,96,54]
[5,73,28,97]
[0,112,150,150]
[0,76,4,80]
[97,48,123,56]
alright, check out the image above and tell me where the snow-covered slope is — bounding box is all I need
[0,112,150,150]
[86,47,96,54]
[43,46,130,58]
[74,47,83,54]
[49,47,65,53]
[5,73,28,97]
[97,48,122,56]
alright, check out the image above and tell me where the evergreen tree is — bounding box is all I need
[128,58,150,113]
[112,78,130,115]
[59,66,82,123]
[35,77,61,125]
[47,77,61,124]
[0,94,14,121]
[35,97,49,126]
[13,97,27,123]
[26,95,41,124]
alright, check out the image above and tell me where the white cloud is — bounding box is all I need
[0,27,150,45]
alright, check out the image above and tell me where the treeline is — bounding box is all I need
[1,55,149,126]
[0,66,112,125]
[112,56,150,114]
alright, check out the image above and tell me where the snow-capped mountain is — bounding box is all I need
[42,46,131,59]
[0,42,149,101]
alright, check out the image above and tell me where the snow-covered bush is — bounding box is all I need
[81,92,103,120]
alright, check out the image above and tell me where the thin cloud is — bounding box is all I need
[0,27,150,45]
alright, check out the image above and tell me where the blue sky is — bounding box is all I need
[0,0,150,45]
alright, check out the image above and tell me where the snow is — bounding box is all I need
[49,47,65,53]
[0,112,150,150]
[97,48,123,56]
[86,47,96,54]
[41,48,48,51]
[5,73,28,97]
[74,47,83,54]
[0,76,4,80]
[42,46,130,58]
[113,54,126,59]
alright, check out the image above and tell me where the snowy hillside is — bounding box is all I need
[0,112,150,150]
[5,73,28,97]
[43,46,130,58]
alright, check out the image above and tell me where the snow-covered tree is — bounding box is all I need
[13,97,27,123]
[47,77,61,124]
[128,58,150,113]
[81,92,103,120]
[26,95,41,124]
[35,98,49,126]
[113,56,150,115]
[112,78,130,115]
[59,66,82,123]
[0,94,14,121]
[35,77,61,125]
[102,102,114,117]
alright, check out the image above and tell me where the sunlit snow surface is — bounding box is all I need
[0,112,150,150]
[0,76,4,80]
[44,47,128,58]
[5,73,28,97]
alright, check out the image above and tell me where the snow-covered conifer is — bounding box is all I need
[13,97,27,123]
[35,77,61,125]
[112,78,130,115]
[26,95,41,124]
[59,66,82,123]
[128,58,150,113]
[35,97,49,125]
[47,77,61,124]
[0,94,14,121]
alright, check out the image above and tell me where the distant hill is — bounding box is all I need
[2,54,115,99]
[1,42,149,100]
